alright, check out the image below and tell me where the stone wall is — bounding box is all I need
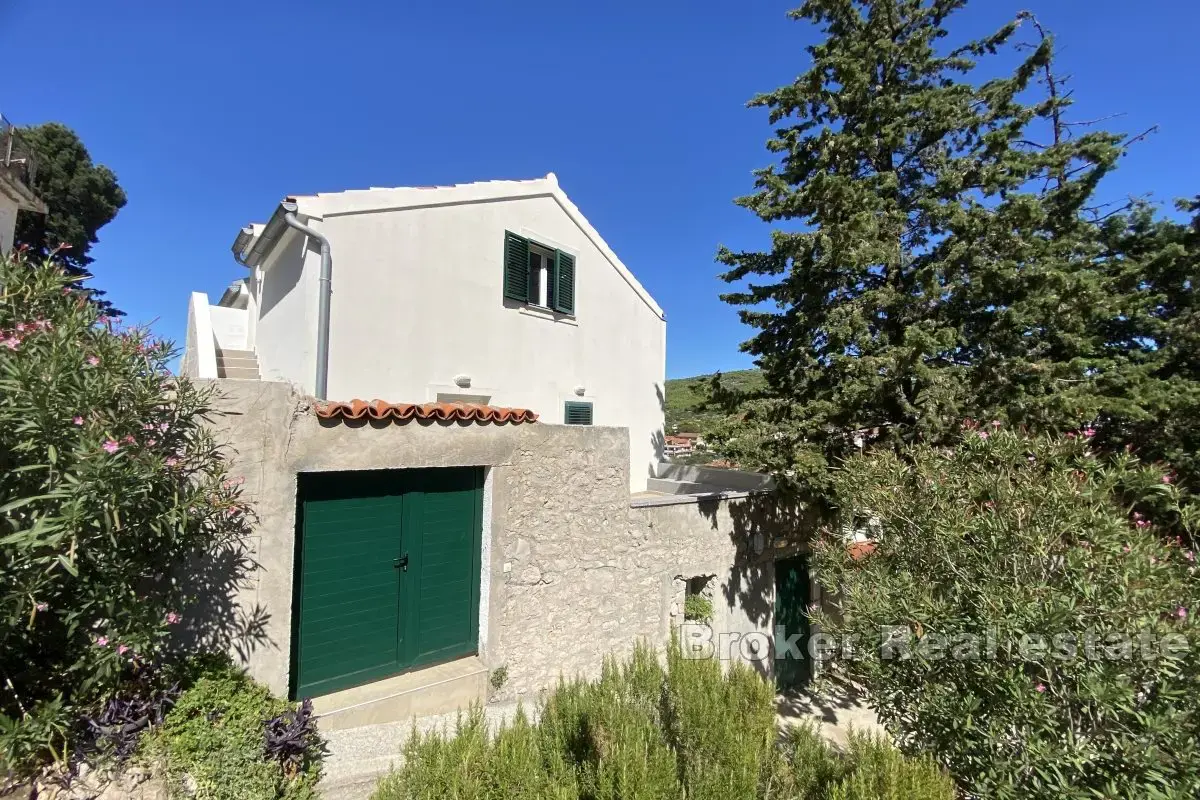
[199,380,812,701]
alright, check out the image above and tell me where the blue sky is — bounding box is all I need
[1,0,1195,379]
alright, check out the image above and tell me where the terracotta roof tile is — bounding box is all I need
[312,399,538,425]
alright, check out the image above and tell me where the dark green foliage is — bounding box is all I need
[14,123,127,276]
[145,656,324,800]
[0,251,251,775]
[372,643,953,800]
[713,0,1200,499]
[812,427,1200,797]
[664,369,764,434]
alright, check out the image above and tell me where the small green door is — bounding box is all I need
[774,555,812,691]
[293,467,483,698]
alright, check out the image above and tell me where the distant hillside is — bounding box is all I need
[664,368,764,434]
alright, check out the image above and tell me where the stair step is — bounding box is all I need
[217,366,261,380]
[313,656,487,733]
[216,356,259,370]
[215,349,255,360]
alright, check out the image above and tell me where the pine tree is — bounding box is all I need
[712,0,1192,493]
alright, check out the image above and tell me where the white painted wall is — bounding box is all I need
[249,187,665,490]
[0,194,17,255]
[254,231,319,392]
[209,305,248,351]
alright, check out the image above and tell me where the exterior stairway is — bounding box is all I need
[215,349,260,380]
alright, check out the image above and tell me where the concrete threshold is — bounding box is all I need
[313,656,488,733]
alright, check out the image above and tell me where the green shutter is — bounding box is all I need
[553,250,576,314]
[503,231,530,302]
[564,401,593,425]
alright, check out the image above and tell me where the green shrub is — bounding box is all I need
[812,426,1200,798]
[373,644,951,800]
[0,251,252,774]
[144,656,323,800]
[682,593,713,622]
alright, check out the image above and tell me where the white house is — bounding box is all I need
[182,174,666,490]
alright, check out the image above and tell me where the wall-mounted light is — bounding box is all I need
[573,386,586,396]
[454,374,472,388]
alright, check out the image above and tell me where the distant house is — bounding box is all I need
[181,174,666,490]
[0,115,46,254]
[665,431,704,458]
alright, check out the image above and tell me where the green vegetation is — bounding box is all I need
[664,368,763,434]
[372,643,953,800]
[813,427,1200,798]
[0,250,252,776]
[144,656,324,800]
[682,594,713,623]
[711,0,1200,501]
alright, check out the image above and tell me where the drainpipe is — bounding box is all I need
[281,204,332,400]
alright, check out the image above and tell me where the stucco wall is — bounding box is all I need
[201,380,806,701]
[0,193,17,254]
[244,190,665,492]
[255,231,317,389]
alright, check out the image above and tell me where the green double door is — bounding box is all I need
[774,555,813,691]
[293,467,484,699]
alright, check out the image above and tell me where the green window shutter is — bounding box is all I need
[553,250,575,314]
[564,401,593,426]
[503,231,530,302]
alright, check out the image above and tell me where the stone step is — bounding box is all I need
[312,656,488,733]
[216,365,261,380]
[216,356,259,370]
[215,348,256,360]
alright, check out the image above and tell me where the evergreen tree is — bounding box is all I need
[14,122,126,280]
[713,0,1194,494]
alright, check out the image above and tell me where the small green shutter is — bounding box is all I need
[503,232,530,302]
[564,401,593,425]
[553,250,576,314]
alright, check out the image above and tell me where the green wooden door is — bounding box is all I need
[774,555,812,692]
[293,467,483,699]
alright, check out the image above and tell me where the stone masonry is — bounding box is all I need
[199,380,812,702]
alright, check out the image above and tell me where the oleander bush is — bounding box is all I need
[813,425,1200,798]
[372,643,953,800]
[0,249,253,778]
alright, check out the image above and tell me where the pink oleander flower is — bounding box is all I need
[1186,551,1196,563]
[2,337,20,350]
[95,636,109,647]
[102,439,119,454]
[166,612,181,625]
[1066,431,1077,439]
[977,430,989,440]
[147,438,156,446]
[1177,607,1188,620]
[15,323,25,332]
[1136,519,1151,529]
[1082,427,1096,438]
[117,644,130,655]
[1162,474,1173,484]
[990,420,1002,428]
[73,416,84,426]
[1122,545,1132,553]
[121,435,135,445]
[158,422,169,433]
[86,355,99,366]
[35,602,48,612]
[983,500,995,509]
[165,456,179,467]
[1035,683,1046,693]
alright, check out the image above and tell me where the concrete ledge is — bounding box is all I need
[629,489,756,509]
[653,462,774,492]
[313,656,488,732]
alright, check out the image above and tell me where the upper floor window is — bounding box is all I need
[503,231,575,315]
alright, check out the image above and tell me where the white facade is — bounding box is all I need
[184,175,666,490]
[0,193,18,255]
